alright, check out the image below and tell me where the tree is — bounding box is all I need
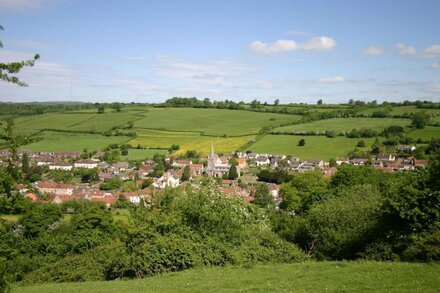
[228,163,238,180]
[97,105,105,114]
[411,112,430,129]
[1,26,40,86]
[21,153,30,174]
[253,183,273,208]
[357,140,366,147]
[181,165,191,181]
[317,99,323,105]
[112,103,122,112]
[274,99,280,106]
[329,158,336,167]
[298,138,305,146]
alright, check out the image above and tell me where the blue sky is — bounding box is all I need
[0,0,439,103]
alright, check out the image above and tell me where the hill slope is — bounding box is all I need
[14,261,440,292]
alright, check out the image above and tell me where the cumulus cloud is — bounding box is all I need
[395,43,416,55]
[318,76,346,83]
[423,44,440,57]
[362,46,384,56]
[249,36,336,54]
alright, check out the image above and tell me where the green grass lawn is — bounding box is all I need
[406,126,440,140]
[274,118,410,133]
[13,261,440,293]
[247,135,374,160]
[20,131,131,152]
[134,107,302,136]
[120,148,168,160]
[130,129,255,155]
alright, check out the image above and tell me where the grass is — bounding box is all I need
[120,148,168,160]
[274,118,410,133]
[134,107,301,136]
[13,261,440,293]
[11,112,141,134]
[406,126,440,140]
[247,135,374,160]
[130,129,255,155]
[20,131,131,152]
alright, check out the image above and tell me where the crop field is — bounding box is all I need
[20,131,131,152]
[120,148,167,160]
[133,108,301,135]
[130,129,255,155]
[247,135,374,160]
[274,117,410,134]
[358,105,440,116]
[14,261,440,293]
[11,112,141,134]
[406,126,440,140]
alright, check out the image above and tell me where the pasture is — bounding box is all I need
[406,126,440,140]
[129,129,255,155]
[274,117,410,134]
[120,148,167,160]
[133,107,301,135]
[247,135,374,160]
[20,131,131,152]
[13,261,440,293]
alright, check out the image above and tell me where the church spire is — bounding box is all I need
[210,140,214,158]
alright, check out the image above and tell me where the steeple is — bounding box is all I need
[210,141,214,158]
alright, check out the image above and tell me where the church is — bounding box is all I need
[205,142,239,178]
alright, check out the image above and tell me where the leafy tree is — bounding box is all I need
[97,105,105,114]
[21,153,30,174]
[274,99,280,106]
[181,165,191,182]
[228,163,238,180]
[329,158,336,167]
[411,112,430,129]
[253,183,273,208]
[357,140,366,147]
[298,138,305,146]
[317,99,323,105]
[0,26,40,86]
[19,203,63,238]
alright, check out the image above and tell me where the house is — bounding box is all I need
[299,160,324,173]
[398,145,416,153]
[113,161,129,172]
[236,158,247,169]
[189,163,204,176]
[137,165,152,177]
[256,156,270,167]
[371,160,384,168]
[321,166,338,178]
[172,160,192,168]
[49,162,73,171]
[268,184,280,199]
[336,157,350,165]
[74,159,98,169]
[34,181,75,196]
[154,171,180,189]
[25,193,38,202]
[414,159,427,168]
[377,153,396,162]
[36,158,54,166]
[350,158,367,166]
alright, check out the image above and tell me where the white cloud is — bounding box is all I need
[318,76,346,83]
[0,0,64,12]
[432,62,440,69]
[249,40,298,54]
[423,44,440,57]
[249,36,336,54]
[395,43,416,55]
[301,37,337,51]
[362,46,384,56]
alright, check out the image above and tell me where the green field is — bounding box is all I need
[134,108,301,136]
[120,148,168,160]
[20,131,131,152]
[274,118,410,134]
[130,129,255,155]
[406,126,440,140]
[358,105,440,116]
[11,112,141,134]
[13,261,440,293]
[247,135,374,159]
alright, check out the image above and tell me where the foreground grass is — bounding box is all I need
[13,261,440,292]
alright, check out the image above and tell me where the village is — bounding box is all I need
[0,141,427,209]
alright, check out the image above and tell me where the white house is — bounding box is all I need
[49,162,73,171]
[154,172,180,189]
[74,159,98,169]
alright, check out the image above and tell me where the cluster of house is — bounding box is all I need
[1,143,429,209]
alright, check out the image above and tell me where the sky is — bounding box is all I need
[0,0,439,103]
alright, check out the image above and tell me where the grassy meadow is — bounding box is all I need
[13,261,440,293]
[406,126,440,140]
[133,107,301,135]
[120,148,168,160]
[274,117,411,133]
[247,135,374,159]
[20,131,131,152]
